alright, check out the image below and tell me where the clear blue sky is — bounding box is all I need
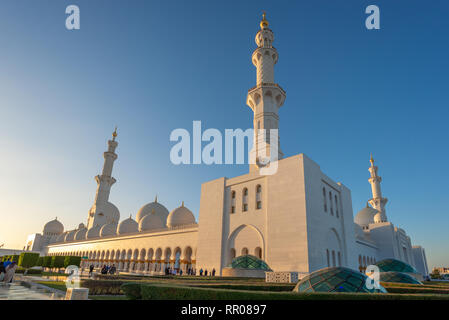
[0,0,447,269]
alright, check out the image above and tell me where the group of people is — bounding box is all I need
[199,268,216,277]
[163,267,216,277]
[88,264,117,276]
[0,258,18,284]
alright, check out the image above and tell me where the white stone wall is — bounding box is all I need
[46,226,198,273]
[412,246,429,276]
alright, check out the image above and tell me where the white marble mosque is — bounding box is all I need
[24,14,429,278]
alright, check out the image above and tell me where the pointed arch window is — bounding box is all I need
[329,191,333,215]
[326,249,330,267]
[256,185,262,210]
[230,190,236,214]
[323,187,327,212]
[332,250,336,267]
[242,188,248,212]
[335,195,339,218]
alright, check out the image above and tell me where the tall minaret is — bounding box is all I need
[367,154,388,223]
[246,12,286,171]
[87,128,119,229]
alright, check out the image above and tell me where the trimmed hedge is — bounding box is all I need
[42,256,52,268]
[51,256,65,269]
[81,280,125,295]
[190,284,295,292]
[36,257,43,267]
[121,283,142,299]
[18,252,39,269]
[382,286,449,295]
[125,283,449,300]
[64,256,81,268]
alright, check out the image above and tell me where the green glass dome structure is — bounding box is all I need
[229,255,272,271]
[294,267,387,293]
[379,271,422,285]
[375,259,417,273]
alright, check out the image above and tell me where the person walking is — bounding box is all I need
[212,268,216,276]
[199,268,203,276]
[109,264,116,275]
[3,258,11,270]
[89,264,94,277]
[205,269,208,276]
[3,262,18,283]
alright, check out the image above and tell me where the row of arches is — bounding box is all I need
[326,249,342,267]
[49,246,197,274]
[358,255,376,272]
[228,246,263,264]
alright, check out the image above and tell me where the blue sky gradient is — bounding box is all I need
[0,1,448,269]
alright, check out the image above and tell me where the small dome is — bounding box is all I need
[100,222,118,237]
[86,225,101,239]
[136,197,169,223]
[167,203,196,228]
[117,216,138,235]
[56,232,67,242]
[74,228,87,240]
[78,223,85,229]
[104,202,120,224]
[64,230,77,242]
[43,218,64,235]
[294,267,387,293]
[228,255,272,271]
[374,259,418,274]
[377,271,422,285]
[139,213,165,232]
[355,205,378,227]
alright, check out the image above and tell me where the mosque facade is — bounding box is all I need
[24,14,429,278]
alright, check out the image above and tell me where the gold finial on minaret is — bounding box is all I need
[155,195,158,203]
[181,201,184,207]
[260,11,269,29]
[112,126,118,141]
[370,153,374,165]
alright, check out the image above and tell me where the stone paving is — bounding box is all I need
[0,281,64,300]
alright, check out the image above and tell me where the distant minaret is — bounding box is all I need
[87,128,119,229]
[246,12,286,171]
[368,154,388,223]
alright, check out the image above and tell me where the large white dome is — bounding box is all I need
[86,225,101,239]
[136,197,169,223]
[43,218,64,235]
[100,222,118,237]
[355,205,378,227]
[74,227,87,240]
[117,216,138,235]
[167,203,196,228]
[139,213,165,232]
